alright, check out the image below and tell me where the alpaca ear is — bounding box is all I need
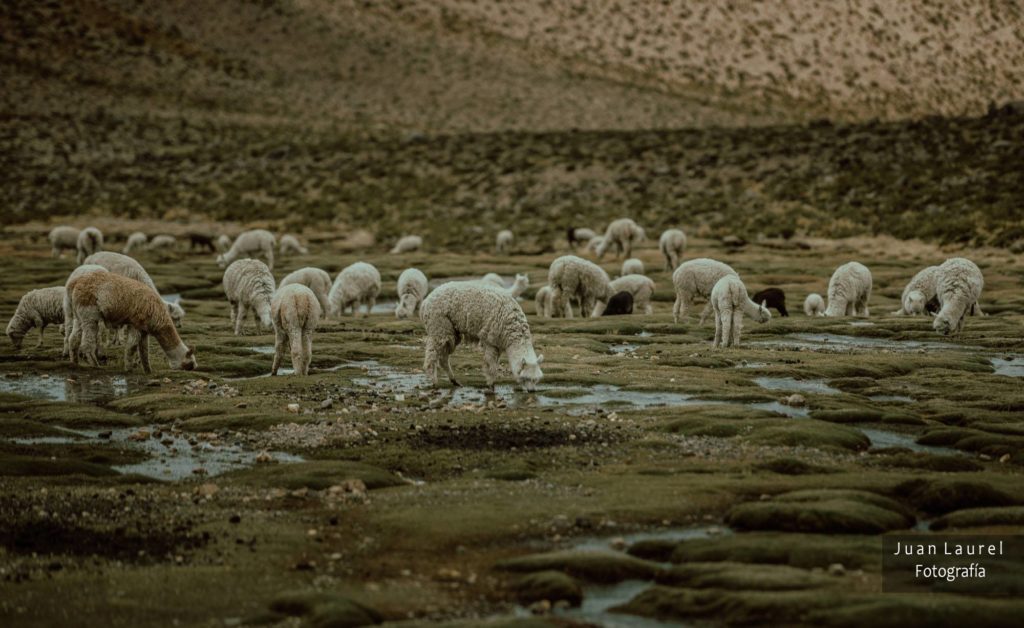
[536,354,544,364]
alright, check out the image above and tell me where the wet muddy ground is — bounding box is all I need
[1,231,1023,626]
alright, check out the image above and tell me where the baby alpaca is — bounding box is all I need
[7,286,65,349]
[601,291,634,316]
[271,284,321,376]
[671,258,738,324]
[710,275,771,348]
[69,273,195,373]
[803,293,826,317]
[752,288,788,317]
[223,259,276,335]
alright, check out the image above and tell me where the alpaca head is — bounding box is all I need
[216,254,227,268]
[906,290,926,315]
[933,312,957,336]
[516,353,544,392]
[395,294,418,319]
[167,302,186,329]
[756,300,772,323]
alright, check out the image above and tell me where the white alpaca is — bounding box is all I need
[279,267,332,315]
[216,229,276,270]
[76,227,104,264]
[496,230,514,254]
[49,226,80,258]
[621,258,644,276]
[659,229,687,271]
[420,281,543,391]
[390,235,422,254]
[222,259,276,335]
[595,218,645,259]
[671,258,738,324]
[710,275,771,348]
[803,293,826,317]
[271,284,321,376]
[279,234,308,256]
[547,255,612,318]
[6,287,65,349]
[123,232,148,255]
[328,262,381,317]
[932,258,984,336]
[396,268,429,319]
[824,262,872,317]
[593,274,656,315]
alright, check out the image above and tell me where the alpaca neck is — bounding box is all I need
[152,320,185,357]
[740,297,762,320]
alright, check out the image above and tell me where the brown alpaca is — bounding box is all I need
[69,273,196,373]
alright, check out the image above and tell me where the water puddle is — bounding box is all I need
[528,526,729,627]
[635,331,654,338]
[991,357,1024,377]
[735,361,769,369]
[754,333,979,353]
[609,343,640,355]
[249,346,276,355]
[0,373,137,402]
[848,321,875,327]
[162,293,182,304]
[7,425,301,480]
[428,275,515,289]
[860,428,963,456]
[754,377,840,395]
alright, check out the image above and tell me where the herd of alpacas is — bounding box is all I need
[5,220,986,391]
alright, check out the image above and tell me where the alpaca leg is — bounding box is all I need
[582,296,596,318]
[673,296,682,324]
[623,241,632,259]
[289,331,304,375]
[590,300,606,317]
[233,303,246,335]
[441,346,459,387]
[266,248,274,271]
[423,341,440,386]
[137,333,151,374]
[482,345,500,390]
[365,296,376,317]
[713,310,724,348]
[81,320,100,367]
[731,311,743,347]
[302,333,313,375]
[35,321,45,347]
[271,328,286,375]
[69,318,82,364]
[718,310,731,348]
[699,302,712,326]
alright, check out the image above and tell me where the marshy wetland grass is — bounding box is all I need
[1,231,1024,626]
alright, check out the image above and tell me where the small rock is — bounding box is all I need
[784,394,806,407]
[828,563,846,576]
[255,451,273,464]
[1000,453,1011,463]
[286,403,300,414]
[320,398,334,410]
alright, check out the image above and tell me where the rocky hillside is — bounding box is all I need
[1,0,1023,246]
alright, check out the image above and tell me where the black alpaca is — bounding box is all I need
[752,288,788,317]
[601,291,634,316]
[187,232,216,252]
